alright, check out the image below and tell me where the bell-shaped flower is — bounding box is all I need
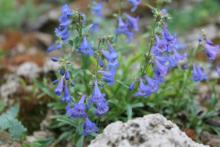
[125,14,139,31]
[91,2,103,17]
[192,64,207,82]
[47,43,62,52]
[83,117,98,136]
[61,83,72,103]
[205,40,220,61]
[128,0,141,12]
[79,37,94,56]
[115,17,133,41]
[66,95,87,118]
[55,77,64,96]
[135,79,152,97]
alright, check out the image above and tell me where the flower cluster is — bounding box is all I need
[47,3,121,136]
[115,14,139,41]
[48,4,73,53]
[135,25,186,97]
[79,36,94,56]
[98,45,119,85]
[90,1,104,33]
[192,37,220,82]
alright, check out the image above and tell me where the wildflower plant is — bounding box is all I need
[45,0,220,146]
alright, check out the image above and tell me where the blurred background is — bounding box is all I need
[0,0,220,146]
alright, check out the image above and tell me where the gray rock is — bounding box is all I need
[89,114,209,147]
[16,62,40,79]
[0,75,19,100]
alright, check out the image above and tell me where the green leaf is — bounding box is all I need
[75,136,84,147]
[0,105,26,139]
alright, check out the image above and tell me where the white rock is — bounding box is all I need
[89,114,209,147]
[0,75,19,100]
[16,62,40,79]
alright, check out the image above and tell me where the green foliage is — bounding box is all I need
[0,0,48,31]
[33,1,220,146]
[169,0,220,33]
[0,105,27,140]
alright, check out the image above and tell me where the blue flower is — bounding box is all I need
[135,77,158,97]
[61,83,72,103]
[91,2,103,17]
[79,37,94,56]
[128,0,141,12]
[115,17,133,41]
[98,58,104,67]
[47,43,62,52]
[65,70,70,80]
[153,59,168,78]
[129,82,135,91]
[102,45,118,62]
[51,57,59,62]
[55,77,64,96]
[89,81,109,115]
[145,76,159,93]
[59,4,73,26]
[66,95,87,118]
[90,23,100,33]
[99,45,119,85]
[192,64,207,82]
[205,40,220,61]
[135,79,152,97]
[98,70,115,85]
[95,99,109,116]
[83,117,98,136]
[55,25,70,42]
[125,14,139,31]
[151,36,168,56]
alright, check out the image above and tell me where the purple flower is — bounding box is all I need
[47,43,62,52]
[98,58,104,67]
[151,36,168,56]
[65,70,70,80]
[51,57,59,62]
[145,76,159,93]
[55,77,64,96]
[102,45,118,62]
[83,117,98,136]
[91,2,103,17]
[135,76,159,97]
[125,14,139,31]
[61,83,72,103]
[205,40,220,61]
[90,23,100,33]
[95,99,109,116]
[153,59,168,78]
[135,79,152,97]
[173,50,187,62]
[60,69,65,75]
[59,4,73,26]
[99,45,118,85]
[128,0,141,12]
[89,81,109,115]
[55,25,70,42]
[115,17,133,41]
[98,70,115,85]
[192,64,207,82]
[66,95,87,118]
[79,37,94,56]
[129,82,135,91]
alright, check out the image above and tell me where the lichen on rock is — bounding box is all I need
[89,114,209,147]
